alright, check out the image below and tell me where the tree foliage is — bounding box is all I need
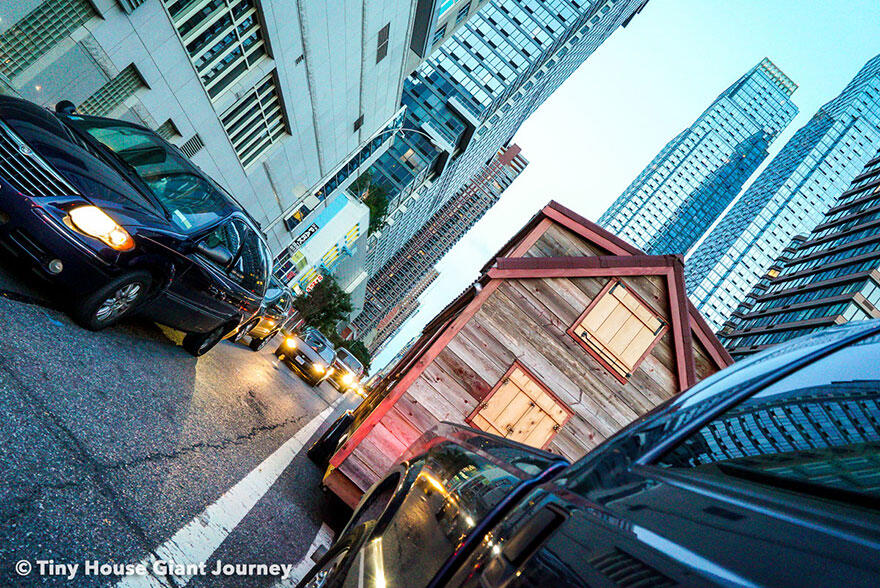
[293,276,372,371]
[350,170,389,234]
[292,277,353,334]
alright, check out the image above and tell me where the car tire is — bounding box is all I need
[249,335,269,351]
[307,411,355,468]
[182,322,231,357]
[71,271,152,331]
[231,319,256,344]
[296,523,373,588]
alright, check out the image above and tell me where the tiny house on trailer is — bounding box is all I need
[325,201,733,506]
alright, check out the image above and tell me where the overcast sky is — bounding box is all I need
[373,0,880,371]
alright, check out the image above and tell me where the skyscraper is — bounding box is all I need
[363,0,653,277]
[719,149,880,358]
[599,58,798,254]
[687,54,880,330]
[353,145,528,340]
[367,268,440,356]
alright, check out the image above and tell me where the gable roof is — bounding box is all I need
[330,201,732,469]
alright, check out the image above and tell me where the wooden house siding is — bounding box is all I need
[329,202,733,502]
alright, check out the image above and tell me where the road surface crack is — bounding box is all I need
[103,412,313,470]
[0,480,80,528]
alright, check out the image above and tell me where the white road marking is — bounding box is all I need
[116,400,342,588]
[269,523,335,586]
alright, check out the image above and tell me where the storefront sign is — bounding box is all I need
[292,223,319,248]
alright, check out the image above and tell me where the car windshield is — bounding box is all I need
[64,116,234,230]
[304,331,335,362]
[338,350,363,373]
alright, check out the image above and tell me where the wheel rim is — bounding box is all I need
[303,550,347,588]
[95,282,142,322]
[255,338,267,350]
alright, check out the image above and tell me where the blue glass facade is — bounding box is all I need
[719,150,880,357]
[599,59,798,254]
[686,54,880,331]
[364,0,652,277]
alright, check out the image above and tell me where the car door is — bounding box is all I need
[459,331,880,587]
[158,218,245,332]
[225,218,269,320]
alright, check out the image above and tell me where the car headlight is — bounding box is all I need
[68,206,134,251]
[285,337,297,349]
[267,320,275,327]
[312,363,325,374]
[342,373,354,385]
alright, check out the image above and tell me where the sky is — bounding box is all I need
[373,0,880,371]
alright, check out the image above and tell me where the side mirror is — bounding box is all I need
[195,241,234,267]
[55,100,77,115]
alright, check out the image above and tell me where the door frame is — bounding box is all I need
[465,360,573,450]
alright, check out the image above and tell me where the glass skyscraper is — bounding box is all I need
[599,58,798,254]
[686,53,880,331]
[719,149,880,358]
[365,0,651,269]
[351,0,652,337]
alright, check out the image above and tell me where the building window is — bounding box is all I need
[467,362,571,449]
[155,119,181,141]
[77,65,146,116]
[220,73,286,168]
[455,2,471,24]
[376,23,390,63]
[567,279,667,383]
[164,0,268,100]
[431,23,447,46]
[0,0,97,79]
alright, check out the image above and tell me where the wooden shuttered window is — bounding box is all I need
[568,279,667,383]
[468,363,571,450]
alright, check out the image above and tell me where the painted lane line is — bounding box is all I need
[117,400,342,588]
[269,523,335,587]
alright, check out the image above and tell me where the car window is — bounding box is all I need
[304,331,335,363]
[198,221,241,270]
[64,116,232,229]
[338,349,363,373]
[656,332,880,507]
[230,220,269,296]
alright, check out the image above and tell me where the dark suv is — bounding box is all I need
[304,321,880,587]
[0,96,271,355]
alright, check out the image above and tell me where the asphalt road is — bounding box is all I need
[0,259,360,586]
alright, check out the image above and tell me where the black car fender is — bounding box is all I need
[339,460,423,540]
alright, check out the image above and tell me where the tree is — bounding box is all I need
[350,170,389,234]
[292,276,353,334]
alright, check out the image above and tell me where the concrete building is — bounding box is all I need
[352,144,527,340]
[719,149,880,358]
[599,58,798,254]
[686,54,880,330]
[361,0,653,286]
[0,0,457,271]
[367,268,439,356]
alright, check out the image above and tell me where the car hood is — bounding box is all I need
[0,96,164,228]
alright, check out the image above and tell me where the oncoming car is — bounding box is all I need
[327,347,365,393]
[275,328,336,386]
[0,96,271,355]
[233,276,293,351]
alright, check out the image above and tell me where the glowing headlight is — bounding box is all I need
[312,363,325,374]
[285,337,297,348]
[342,373,355,386]
[68,206,134,251]
[266,320,275,327]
